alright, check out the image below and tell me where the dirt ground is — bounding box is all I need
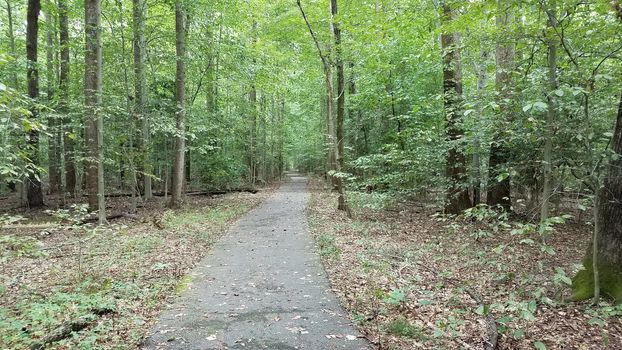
[307,180,622,350]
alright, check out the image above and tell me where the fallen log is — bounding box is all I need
[29,307,114,350]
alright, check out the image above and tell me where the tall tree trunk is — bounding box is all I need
[540,0,557,235]
[487,0,515,211]
[472,45,488,207]
[133,0,151,200]
[45,2,61,194]
[572,3,622,305]
[170,0,186,208]
[84,0,106,223]
[331,0,350,215]
[26,0,44,207]
[441,2,471,214]
[249,85,257,185]
[573,92,622,304]
[5,0,18,90]
[59,0,75,195]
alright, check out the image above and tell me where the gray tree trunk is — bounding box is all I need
[26,0,44,207]
[59,0,75,195]
[133,0,151,200]
[330,0,350,215]
[540,0,557,236]
[441,2,471,214]
[84,0,106,223]
[45,2,62,194]
[170,0,186,208]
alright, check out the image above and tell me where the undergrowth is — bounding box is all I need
[0,193,265,349]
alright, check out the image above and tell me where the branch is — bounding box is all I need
[296,0,330,71]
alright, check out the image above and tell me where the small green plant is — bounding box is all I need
[382,288,407,305]
[45,204,90,226]
[463,204,511,241]
[385,318,426,339]
[317,233,340,258]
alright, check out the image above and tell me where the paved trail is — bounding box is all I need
[142,174,370,350]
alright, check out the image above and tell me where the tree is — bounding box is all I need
[84,0,106,223]
[58,0,75,195]
[45,0,62,194]
[572,91,622,305]
[572,3,622,305]
[170,0,186,208]
[297,0,350,216]
[26,0,44,207]
[5,0,18,90]
[330,0,350,215]
[133,0,152,200]
[441,2,471,214]
[487,0,515,211]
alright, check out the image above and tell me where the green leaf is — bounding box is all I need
[533,101,548,111]
[554,89,564,97]
[534,341,547,350]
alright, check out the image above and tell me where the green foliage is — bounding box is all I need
[385,318,426,340]
[316,233,340,258]
[382,288,407,305]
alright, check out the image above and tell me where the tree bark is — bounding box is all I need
[84,0,106,223]
[572,5,622,305]
[573,92,622,304]
[26,0,44,207]
[58,0,75,195]
[441,2,471,214]
[170,0,186,209]
[331,0,350,215]
[487,0,515,211]
[133,0,151,200]
[46,2,62,194]
[473,45,488,207]
[249,85,257,185]
[5,0,18,90]
[540,0,557,235]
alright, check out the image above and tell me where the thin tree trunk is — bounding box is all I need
[441,2,471,214]
[133,0,151,200]
[170,0,186,209]
[473,45,488,207]
[59,0,75,195]
[249,85,257,185]
[46,2,61,194]
[331,0,350,215]
[5,0,18,90]
[26,0,44,208]
[488,0,515,211]
[84,0,106,223]
[540,0,557,236]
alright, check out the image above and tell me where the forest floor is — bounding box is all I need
[0,188,274,349]
[307,179,622,350]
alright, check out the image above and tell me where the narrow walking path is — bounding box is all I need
[142,173,370,350]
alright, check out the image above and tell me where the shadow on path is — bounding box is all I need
[141,173,371,350]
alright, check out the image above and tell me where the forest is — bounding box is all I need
[1,0,622,349]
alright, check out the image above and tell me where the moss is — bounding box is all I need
[572,248,622,304]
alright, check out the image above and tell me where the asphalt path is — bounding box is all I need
[141,173,371,350]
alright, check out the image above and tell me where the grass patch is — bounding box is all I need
[385,318,427,340]
[317,233,340,258]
